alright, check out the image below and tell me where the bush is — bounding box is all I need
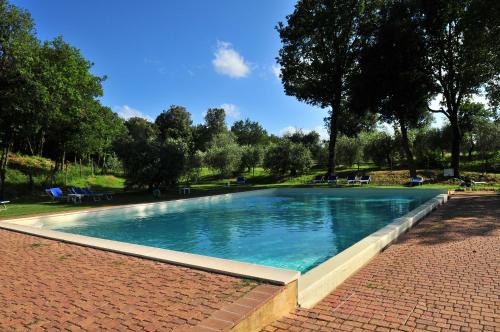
[363,132,397,168]
[335,135,363,167]
[264,140,312,177]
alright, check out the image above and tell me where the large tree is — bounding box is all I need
[155,105,192,141]
[0,0,39,197]
[351,0,435,178]
[419,0,500,177]
[276,0,375,175]
[230,118,268,146]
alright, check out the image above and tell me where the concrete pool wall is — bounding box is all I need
[0,188,448,309]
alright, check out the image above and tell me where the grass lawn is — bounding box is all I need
[1,163,498,220]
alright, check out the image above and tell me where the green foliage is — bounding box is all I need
[155,105,192,141]
[362,131,397,168]
[276,0,377,173]
[204,132,242,177]
[231,119,268,146]
[335,136,363,168]
[263,140,312,177]
[284,129,323,161]
[240,145,264,175]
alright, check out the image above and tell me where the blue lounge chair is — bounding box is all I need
[410,177,424,186]
[1,200,10,210]
[46,188,69,202]
[327,175,338,184]
[82,187,113,201]
[236,176,246,185]
[313,175,324,184]
[347,175,357,184]
[359,175,371,184]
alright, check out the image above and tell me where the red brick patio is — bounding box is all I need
[0,229,259,331]
[264,193,500,332]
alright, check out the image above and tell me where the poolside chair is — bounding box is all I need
[236,176,246,185]
[313,175,325,184]
[327,175,338,184]
[359,175,371,185]
[0,200,10,210]
[346,175,357,184]
[46,188,69,202]
[410,176,424,186]
[458,178,488,188]
[82,187,113,201]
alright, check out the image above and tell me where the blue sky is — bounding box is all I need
[12,0,330,138]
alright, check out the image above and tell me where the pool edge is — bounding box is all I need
[0,220,299,286]
[297,191,449,308]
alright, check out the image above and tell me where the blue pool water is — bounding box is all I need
[43,189,438,272]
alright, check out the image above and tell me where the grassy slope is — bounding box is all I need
[0,154,498,219]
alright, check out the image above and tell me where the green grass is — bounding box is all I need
[0,155,498,220]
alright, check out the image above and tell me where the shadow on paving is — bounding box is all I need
[399,194,499,246]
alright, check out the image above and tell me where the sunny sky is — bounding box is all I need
[12,0,331,138]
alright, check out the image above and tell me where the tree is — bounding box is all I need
[351,0,435,177]
[363,131,397,168]
[231,119,268,146]
[0,0,39,196]
[205,108,226,138]
[420,0,500,177]
[263,139,312,177]
[284,129,322,161]
[335,135,363,168]
[204,132,242,177]
[240,145,264,175]
[155,105,192,141]
[277,0,375,175]
[475,121,500,171]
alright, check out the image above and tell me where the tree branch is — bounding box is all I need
[427,106,450,119]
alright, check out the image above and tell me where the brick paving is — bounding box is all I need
[0,230,258,331]
[265,193,500,332]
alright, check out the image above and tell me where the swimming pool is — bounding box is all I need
[12,188,443,273]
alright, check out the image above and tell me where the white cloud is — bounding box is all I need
[212,41,250,78]
[114,105,152,121]
[279,125,329,140]
[271,64,281,79]
[221,103,241,119]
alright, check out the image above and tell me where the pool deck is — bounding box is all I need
[0,228,271,331]
[0,192,498,331]
[265,192,500,332]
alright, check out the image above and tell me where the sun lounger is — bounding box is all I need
[46,187,81,203]
[82,187,113,201]
[327,175,338,184]
[359,175,371,184]
[236,176,246,185]
[410,177,424,186]
[0,200,10,210]
[313,175,325,183]
[347,175,357,184]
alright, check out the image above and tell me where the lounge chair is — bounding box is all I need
[410,177,424,186]
[458,179,488,188]
[313,175,325,184]
[236,176,246,185]
[82,187,113,201]
[327,175,338,184]
[346,175,357,184]
[1,200,10,210]
[46,187,80,203]
[359,175,371,184]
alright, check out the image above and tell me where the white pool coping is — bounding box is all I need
[0,188,447,297]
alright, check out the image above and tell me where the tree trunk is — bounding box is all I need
[399,120,417,178]
[0,144,11,199]
[450,115,461,179]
